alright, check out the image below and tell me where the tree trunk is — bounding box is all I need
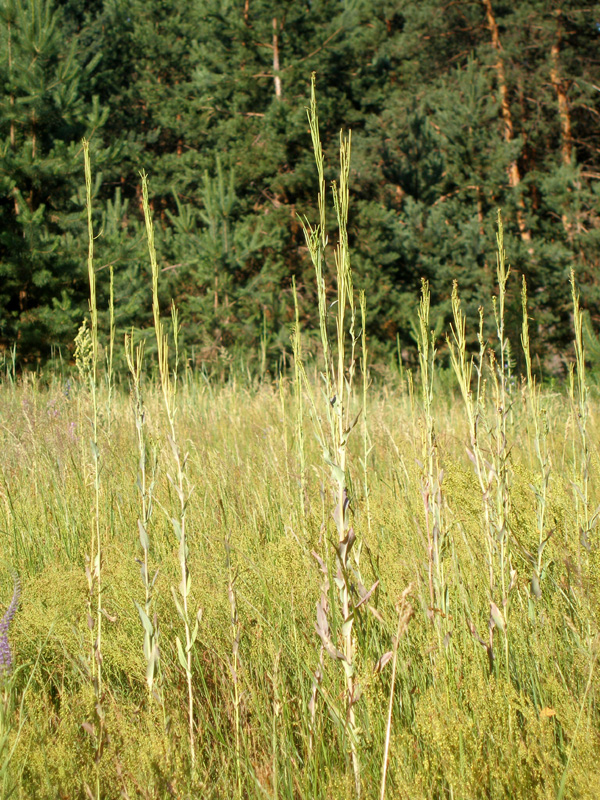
[482,0,532,247]
[550,10,575,239]
[550,11,573,168]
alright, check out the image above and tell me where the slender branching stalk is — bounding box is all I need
[225,533,242,798]
[417,279,447,635]
[308,647,323,756]
[359,291,372,537]
[125,333,161,704]
[142,173,201,770]
[379,585,413,800]
[300,74,366,797]
[407,369,416,440]
[521,278,551,605]
[490,212,514,675]
[569,270,591,560]
[270,649,282,800]
[106,265,115,431]
[83,140,101,692]
[278,375,292,496]
[448,215,515,677]
[82,139,104,800]
[448,286,496,671]
[291,277,306,529]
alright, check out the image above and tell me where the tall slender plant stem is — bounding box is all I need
[360,291,372,537]
[125,333,161,705]
[380,586,413,800]
[301,74,362,796]
[83,137,102,800]
[107,265,115,431]
[292,277,306,529]
[491,211,512,676]
[142,173,198,770]
[570,270,590,559]
[225,535,242,798]
[417,279,437,622]
[521,277,551,602]
[332,127,361,797]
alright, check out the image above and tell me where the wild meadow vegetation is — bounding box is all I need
[0,80,598,799]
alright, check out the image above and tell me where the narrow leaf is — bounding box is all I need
[138,520,149,551]
[490,602,506,633]
[374,651,393,674]
[171,518,182,542]
[176,636,190,676]
[135,601,154,637]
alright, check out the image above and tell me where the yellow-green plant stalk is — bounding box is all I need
[305,76,333,409]
[489,212,514,677]
[106,265,115,431]
[270,649,282,800]
[379,585,413,800]
[291,277,306,528]
[407,368,416,440]
[292,278,306,536]
[225,534,242,798]
[521,278,551,604]
[417,279,447,634]
[82,138,103,800]
[448,215,515,678]
[300,74,365,796]
[335,180,359,435]
[448,287,496,670]
[278,375,291,496]
[142,173,201,770]
[125,333,161,704]
[359,291,372,537]
[82,149,100,635]
[569,270,591,559]
[330,128,362,797]
[83,142,98,387]
[488,216,516,674]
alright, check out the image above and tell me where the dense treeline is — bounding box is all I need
[1,0,599,370]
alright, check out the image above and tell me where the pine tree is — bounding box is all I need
[1,0,599,366]
[0,0,107,354]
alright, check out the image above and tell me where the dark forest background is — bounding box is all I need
[1,0,599,373]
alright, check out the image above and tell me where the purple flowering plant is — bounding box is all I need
[0,574,21,794]
[0,577,20,675]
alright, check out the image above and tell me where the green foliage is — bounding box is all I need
[1,0,599,368]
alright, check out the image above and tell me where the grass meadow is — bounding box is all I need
[0,85,599,799]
